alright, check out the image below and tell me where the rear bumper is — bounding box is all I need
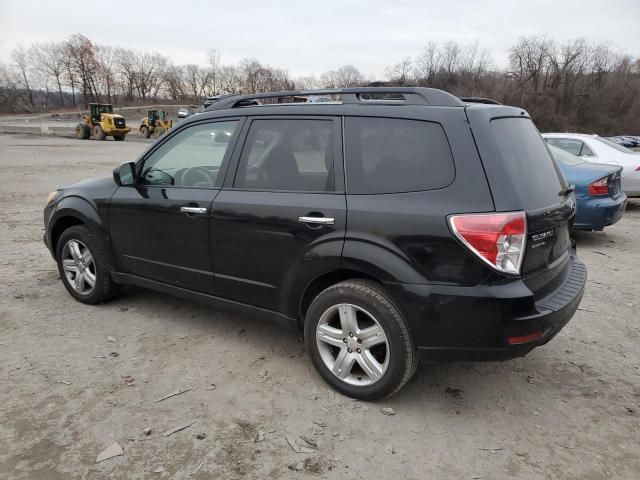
[385,254,587,361]
[574,194,627,230]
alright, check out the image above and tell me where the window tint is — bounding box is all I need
[141,121,238,188]
[492,118,566,209]
[235,119,334,191]
[344,117,454,194]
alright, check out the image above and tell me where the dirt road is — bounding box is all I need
[1,134,639,479]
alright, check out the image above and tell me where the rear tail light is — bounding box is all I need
[587,176,609,196]
[449,211,526,275]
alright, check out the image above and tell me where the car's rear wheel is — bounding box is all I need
[55,225,119,304]
[304,280,418,400]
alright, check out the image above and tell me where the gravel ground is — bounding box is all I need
[1,134,639,479]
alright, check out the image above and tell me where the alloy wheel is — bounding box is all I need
[61,239,96,295]
[315,303,389,386]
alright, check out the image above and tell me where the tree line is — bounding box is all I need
[1,34,638,134]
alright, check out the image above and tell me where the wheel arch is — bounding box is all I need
[49,197,107,256]
[297,269,380,327]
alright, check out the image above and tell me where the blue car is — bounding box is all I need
[548,144,627,231]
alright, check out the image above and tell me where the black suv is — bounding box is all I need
[43,88,586,400]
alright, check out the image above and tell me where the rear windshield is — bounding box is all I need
[491,118,567,209]
[594,137,635,153]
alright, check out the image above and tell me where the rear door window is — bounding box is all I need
[234,119,334,192]
[492,118,566,209]
[344,117,454,194]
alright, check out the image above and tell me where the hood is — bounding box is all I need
[65,175,117,192]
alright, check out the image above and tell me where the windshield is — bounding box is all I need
[547,144,585,166]
[595,137,636,153]
[99,105,113,114]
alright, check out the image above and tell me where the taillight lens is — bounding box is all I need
[449,211,527,275]
[587,176,608,196]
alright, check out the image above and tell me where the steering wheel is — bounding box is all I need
[181,166,216,187]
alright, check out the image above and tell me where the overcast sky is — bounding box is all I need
[1,0,639,78]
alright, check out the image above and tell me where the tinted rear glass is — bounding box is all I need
[344,117,454,194]
[491,118,567,209]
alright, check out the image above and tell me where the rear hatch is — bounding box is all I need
[466,106,574,297]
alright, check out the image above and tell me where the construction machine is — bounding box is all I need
[139,110,172,139]
[75,103,130,141]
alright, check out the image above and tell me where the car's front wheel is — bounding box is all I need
[305,280,418,400]
[55,225,119,304]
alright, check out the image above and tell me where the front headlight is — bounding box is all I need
[46,190,59,205]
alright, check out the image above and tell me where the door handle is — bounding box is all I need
[180,206,208,214]
[298,216,335,225]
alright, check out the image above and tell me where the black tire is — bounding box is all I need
[55,225,119,304]
[113,135,125,141]
[75,123,89,140]
[153,126,166,138]
[93,124,106,140]
[304,279,418,400]
[141,126,150,139]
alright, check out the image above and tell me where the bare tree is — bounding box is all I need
[414,42,441,83]
[29,42,67,107]
[11,46,36,110]
[163,65,185,100]
[218,65,241,94]
[115,47,137,101]
[385,57,412,84]
[207,49,221,95]
[66,34,100,105]
[293,75,321,90]
[95,45,117,103]
[321,65,366,88]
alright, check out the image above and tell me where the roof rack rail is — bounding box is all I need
[205,87,465,111]
[459,96,502,105]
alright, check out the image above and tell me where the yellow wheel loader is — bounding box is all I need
[139,110,172,139]
[75,103,131,141]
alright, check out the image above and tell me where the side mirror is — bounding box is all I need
[113,161,136,186]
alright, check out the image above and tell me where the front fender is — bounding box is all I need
[46,195,108,255]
